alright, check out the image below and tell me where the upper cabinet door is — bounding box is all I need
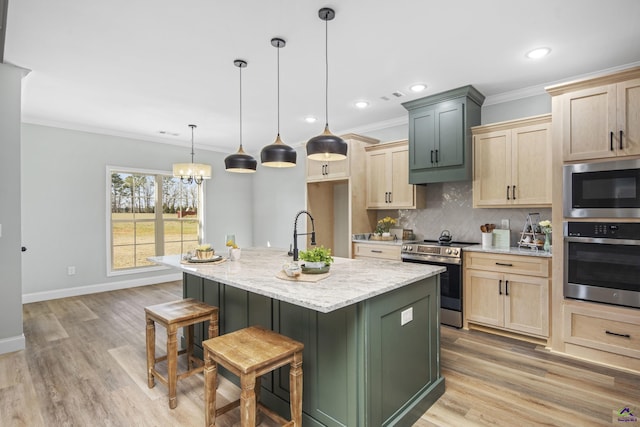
[435,101,465,168]
[618,78,640,157]
[473,130,511,207]
[409,107,436,171]
[306,157,350,182]
[562,84,617,161]
[510,122,552,206]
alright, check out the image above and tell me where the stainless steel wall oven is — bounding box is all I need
[564,221,640,309]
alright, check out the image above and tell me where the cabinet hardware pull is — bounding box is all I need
[371,250,383,253]
[495,262,513,267]
[430,150,434,163]
[498,279,502,295]
[610,131,614,151]
[505,280,509,296]
[385,192,389,203]
[389,192,392,203]
[605,330,631,338]
[620,130,624,150]
[512,185,516,200]
[435,149,439,163]
[506,186,510,200]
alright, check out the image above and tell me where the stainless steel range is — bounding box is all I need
[401,239,475,328]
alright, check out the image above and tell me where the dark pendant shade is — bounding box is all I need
[260,134,297,168]
[224,146,257,173]
[306,125,347,161]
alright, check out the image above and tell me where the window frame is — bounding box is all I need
[106,165,205,277]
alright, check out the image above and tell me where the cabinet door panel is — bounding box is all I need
[562,85,617,161]
[473,131,510,206]
[618,78,640,157]
[503,275,549,337]
[389,148,414,208]
[410,108,436,170]
[511,123,551,205]
[436,102,464,168]
[465,269,503,327]
[366,151,388,208]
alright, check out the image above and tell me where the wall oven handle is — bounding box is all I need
[498,279,502,295]
[620,130,624,150]
[610,131,614,151]
[565,236,640,246]
[605,330,631,339]
[495,262,513,267]
[505,280,509,296]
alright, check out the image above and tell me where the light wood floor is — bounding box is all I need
[1,281,638,426]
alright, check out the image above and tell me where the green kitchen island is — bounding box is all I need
[151,248,445,426]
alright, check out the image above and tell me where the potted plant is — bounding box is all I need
[377,216,397,237]
[298,246,334,269]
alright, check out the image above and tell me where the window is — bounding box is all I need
[108,167,203,274]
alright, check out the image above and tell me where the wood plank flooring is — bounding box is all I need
[1,281,638,426]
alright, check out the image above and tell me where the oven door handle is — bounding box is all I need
[401,254,461,265]
[565,236,640,246]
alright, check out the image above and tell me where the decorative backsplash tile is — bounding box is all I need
[394,182,551,246]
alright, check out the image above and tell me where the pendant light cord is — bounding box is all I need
[239,64,243,149]
[324,16,329,127]
[277,43,281,136]
[190,124,196,163]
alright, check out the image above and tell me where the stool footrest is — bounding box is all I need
[258,402,293,426]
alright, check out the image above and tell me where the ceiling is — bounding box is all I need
[5,0,640,156]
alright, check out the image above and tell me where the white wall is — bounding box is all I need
[21,124,254,301]
[0,63,26,353]
[251,147,307,251]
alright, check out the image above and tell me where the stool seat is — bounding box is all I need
[145,298,219,409]
[203,325,304,427]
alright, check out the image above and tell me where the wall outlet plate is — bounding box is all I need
[401,307,413,326]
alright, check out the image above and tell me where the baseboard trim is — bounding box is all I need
[0,334,26,355]
[22,273,182,304]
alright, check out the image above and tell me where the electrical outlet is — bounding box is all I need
[401,307,413,326]
[67,266,76,276]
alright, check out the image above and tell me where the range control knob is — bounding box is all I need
[401,245,406,250]
[445,248,452,254]
[452,249,459,255]
[407,246,412,251]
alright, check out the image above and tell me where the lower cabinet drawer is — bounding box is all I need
[465,251,550,277]
[353,243,401,261]
[564,304,640,359]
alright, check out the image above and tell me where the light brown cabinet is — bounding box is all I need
[546,70,640,162]
[306,157,349,181]
[365,140,425,209]
[472,115,551,208]
[352,242,401,261]
[464,252,551,340]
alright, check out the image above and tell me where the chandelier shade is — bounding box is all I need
[172,124,212,185]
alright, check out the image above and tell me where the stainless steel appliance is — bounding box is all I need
[401,239,475,328]
[564,221,640,309]
[563,158,640,218]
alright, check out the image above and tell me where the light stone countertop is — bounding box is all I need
[351,239,408,246]
[150,247,445,313]
[464,244,553,258]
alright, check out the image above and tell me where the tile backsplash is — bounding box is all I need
[389,181,551,246]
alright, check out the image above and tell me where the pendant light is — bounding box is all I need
[306,7,347,161]
[172,124,212,185]
[225,59,257,173]
[261,37,297,168]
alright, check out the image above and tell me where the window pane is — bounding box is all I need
[135,244,156,267]
[136,221,155,245]
[164,241,183,256]
[113,245,135,270]
[183,220,199,242]
[113,221,134,245]
[164,220,182,243]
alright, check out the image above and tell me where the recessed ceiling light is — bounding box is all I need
[355,101,369,109]
[304,116,317,123]
[526,47,551,59]
[410,83,427,92]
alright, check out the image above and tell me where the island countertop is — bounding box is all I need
[150,247,444,313]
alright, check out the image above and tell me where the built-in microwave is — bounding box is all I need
[563,158,640,218]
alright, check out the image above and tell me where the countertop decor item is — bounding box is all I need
[224,59,257,173]
[261,37,296,167]
[298,245,333,272]
[518,213,544,250]
[195,244,215,260]
[306,7,347,162]
[172,124,212,185]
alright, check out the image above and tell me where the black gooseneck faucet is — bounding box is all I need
[292,210,316,261]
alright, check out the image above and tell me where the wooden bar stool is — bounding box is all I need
[145,298,219,409]
[203,325,304,427]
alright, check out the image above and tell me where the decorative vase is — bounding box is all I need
[543,231,552,252]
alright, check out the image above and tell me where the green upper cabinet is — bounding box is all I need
[402,85,484,184]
